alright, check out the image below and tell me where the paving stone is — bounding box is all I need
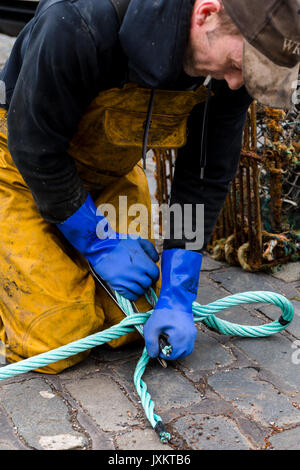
[0,405,27,449]
[64,374,140,432]
[234,334,300,393]
[38,434,86,450]
[196,285,266,329]
[112,359,203,413]
[145,152,164,248]
[196,284,225,306]
[0,378,87,449]
[115,428,172,450]
[207,304,265,329]
[145,152,157,203]
[204,268,292,327]
[201,254,225,272]
[0,340,7,367]
[172,414,253,450]
[48,375,116,450]
[208,368,300,427]
[271,262,300,283]
[210,268,278,294]
[269,277,300,299]
[177,329,235,381]
[90,343,141,364]
[59,357,103,381]
[257,300,300,338]
[269,427,300,450]
[210,267,300,306]
[0,34,15,69]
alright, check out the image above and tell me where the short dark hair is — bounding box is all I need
[218,4,241,36]
[206,6,241,42]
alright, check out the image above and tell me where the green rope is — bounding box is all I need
[0,290,294,444]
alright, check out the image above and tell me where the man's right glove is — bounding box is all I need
[57,194,160,301]
[144,248,203,360]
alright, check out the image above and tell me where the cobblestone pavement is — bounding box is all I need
[0,34,16,69]
[0,33,300,451]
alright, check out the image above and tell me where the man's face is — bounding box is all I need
[183,3,244,90]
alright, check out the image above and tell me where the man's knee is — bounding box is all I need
[2,300,104,374]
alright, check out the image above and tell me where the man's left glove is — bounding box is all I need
[144,248,203,361]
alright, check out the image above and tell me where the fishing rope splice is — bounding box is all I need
[0,290,294,444]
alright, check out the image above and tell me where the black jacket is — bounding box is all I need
[0,0,252,250]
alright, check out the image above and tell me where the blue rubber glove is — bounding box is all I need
[144,248,202,360]
[57,194,159,301]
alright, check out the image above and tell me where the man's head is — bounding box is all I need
[184,0,300,109]
[184,0,244,90]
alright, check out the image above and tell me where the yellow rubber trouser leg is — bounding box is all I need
[0,137,159,372]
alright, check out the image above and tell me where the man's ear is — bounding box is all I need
[194,0,222,26]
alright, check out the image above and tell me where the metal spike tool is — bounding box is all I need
[88,263,172,368]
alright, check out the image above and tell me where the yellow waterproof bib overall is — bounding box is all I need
[0,83,208,373]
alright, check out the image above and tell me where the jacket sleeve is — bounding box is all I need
[163,80,253,252]
[7,1,117,223]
